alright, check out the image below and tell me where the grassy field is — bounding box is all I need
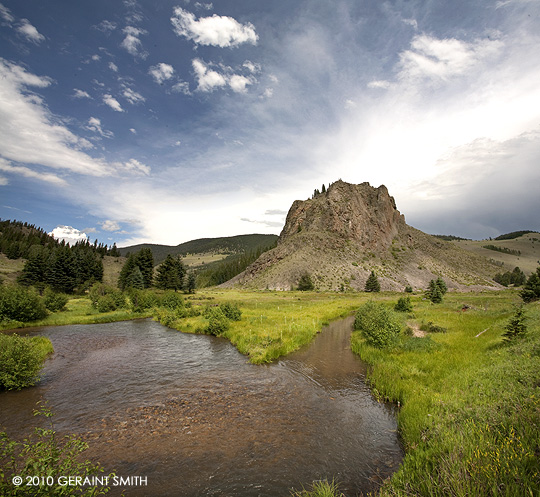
[351,291,540,497]
[2,287,538,496]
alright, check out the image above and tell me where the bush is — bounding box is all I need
[43,288,68,312]
[219,302,242,321]
[394,296,413,313]
[0,405,111,496]
[129,289,158,313]
[420,321,447,333]
[88,283,125,310]
[354,301,401,348]
[160,291,184,310]
[297,273,315,291]
[0,286,48,322]
[204,307,230,336]
[0,334,53,390]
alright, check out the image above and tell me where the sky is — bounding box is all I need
[1,0,539,247]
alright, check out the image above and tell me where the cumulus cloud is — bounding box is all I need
[94,20,117,33]
[192,58,255,93]
[171,81,191,95]
[121,26,147,58]
[192,58,227,92]
[16,19,45,44]
[100,219,121,232]
[86,117,114,139]
[49,226,88,245]
[109,62,119,72]
[103,94,124,112]
[148,63,175,84]
[171,7,258,47]
[123,87,145,104]
[73,88,91,99]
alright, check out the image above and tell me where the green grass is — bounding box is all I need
[350,291,540,496]
[0,297,152,331]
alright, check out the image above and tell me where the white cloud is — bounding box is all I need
[73,88,91,99]
[0,158,67,186]
[148,63,175,84]
[118,158,150,175]
[194,2,213,10]
[171,7,258,47]
[86,117,114,139]
[171,81,191,95]
[123,87,145,104]
[367,80,391,89]
[398,34,503,82]
[49,225,88,245]
[229,74,253,93]
[121,26,147,58]
[109,62,118,72]
[100,219,121,232]
[0,3,14,24]
[103,94,124,112]
[242,60,261,73]
[94,20,117,33]
[0,59,113,177]
[16,19,45,44]
[192,58,227,92]
[130,128,137,134]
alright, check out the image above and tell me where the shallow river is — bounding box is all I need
[0,317,402,496]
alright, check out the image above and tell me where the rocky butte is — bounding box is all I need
[225,180,499,291]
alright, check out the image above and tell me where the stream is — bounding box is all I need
[0,317,402,496]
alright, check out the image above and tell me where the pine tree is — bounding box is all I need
[520,266,540,303]
[364,271,380,292]
[156,255,186,291]
[118,254,138,290]
[297,273,314,291]
[126,266,145,290]
[136,248,154,288]
[503,305,527,341]
[186,272,196,294]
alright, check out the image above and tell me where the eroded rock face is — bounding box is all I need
[279,181,406,251]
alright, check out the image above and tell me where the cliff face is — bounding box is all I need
[279,181,406,252]
[224,181,499,291]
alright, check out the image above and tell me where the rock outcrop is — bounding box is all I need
[224,181,499,291]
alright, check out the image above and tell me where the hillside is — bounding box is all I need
[119,234,278,266]
[224,181,502,291]
[453,232,540,276]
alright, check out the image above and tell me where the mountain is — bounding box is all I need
[119,234,278,266]
[224,180,501,291]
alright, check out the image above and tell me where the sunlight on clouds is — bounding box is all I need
[121,26,147,58]
[192,58,227,92]
[103,94,124,112]
[0,158,67,186]
[148,63,175,84]
[171,7,258,48]
[16,19,45,44]
[49,226,88,245]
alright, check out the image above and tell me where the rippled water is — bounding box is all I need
[0,318,402,496]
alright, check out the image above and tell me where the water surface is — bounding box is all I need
[0,318,402,496]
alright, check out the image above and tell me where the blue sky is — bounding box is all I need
[1,0,539,246]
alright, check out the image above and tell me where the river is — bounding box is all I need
[0,317,402,496]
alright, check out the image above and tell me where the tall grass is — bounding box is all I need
[351,291,540,496]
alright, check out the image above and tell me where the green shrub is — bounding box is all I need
[0,334,53,390]
[0,405,111,496]
[129,289,158,313]
[43,288,68,312]
[354,301,401,348]
[420,321,447,333]
[404,285,413,293]
[160,291,184,310]
[204,307,230,336]
[96,294,117,313]
[88,283,125,310]
[394,296,413,313]
[219,302,242,321]
[0,286,48,322]
[503,305,527,341]
[297,273,315,291]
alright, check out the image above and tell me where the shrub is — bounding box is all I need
[354,301,401,348]
[297,273,315,291]
[88,283,125,310]
[0,286,48,322]
[129,289,158,313]
[0,334,53,390]
[219,302,242,321]
[43,288,69,312]
[160,291,184,310]
[96,294,118,313]
[420,321,447,333]
[0,405,112,496]
[394,296,413,313]
[204,307,230,336]
[404,285,413,293]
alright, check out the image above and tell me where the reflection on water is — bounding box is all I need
[0,317,402,496]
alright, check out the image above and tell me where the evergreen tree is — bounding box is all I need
[186,272,196,294]
[520,266,540,303]
[156,254,186,291]
[426,278,446,303]
[125,267,145,289]
[297,273,315,291]
[136,248,154,288]
[321,184,326,193]
[503,305,527,341]
[364,271,380,292]
[118,254,138,290]
[46,247,77,293]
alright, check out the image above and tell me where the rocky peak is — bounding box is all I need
[279,180,406,252]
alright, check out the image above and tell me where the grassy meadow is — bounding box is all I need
[2,286,538,496]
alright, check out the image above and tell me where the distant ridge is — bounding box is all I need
[119,233,278,265]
